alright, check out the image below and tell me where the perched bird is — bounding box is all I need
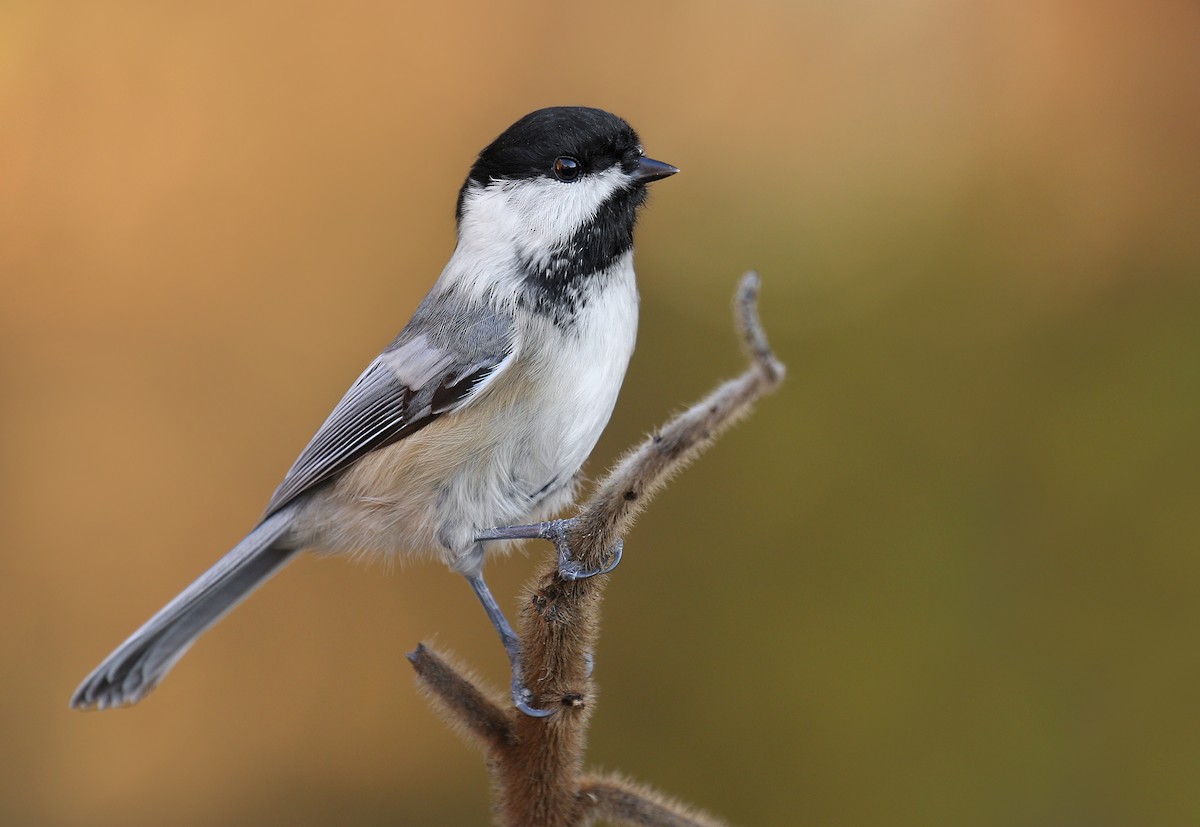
[71,106,678,716]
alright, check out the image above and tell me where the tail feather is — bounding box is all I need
[71,505,301,710]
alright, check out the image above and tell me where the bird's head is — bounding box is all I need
[454,107,678,276]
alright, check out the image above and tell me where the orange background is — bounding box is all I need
[3,2,1198,825]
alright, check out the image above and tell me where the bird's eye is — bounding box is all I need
[553,156,582,182]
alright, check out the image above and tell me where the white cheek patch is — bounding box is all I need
[458,166,628,261]
[505,165,627,243]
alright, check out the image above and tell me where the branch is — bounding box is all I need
[408,272,785,826]
[570,271,786,565]
[578,774,732,827]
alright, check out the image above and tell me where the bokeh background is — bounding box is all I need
[3,1,1199,825]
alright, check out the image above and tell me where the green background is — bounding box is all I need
[3,1,1198,824]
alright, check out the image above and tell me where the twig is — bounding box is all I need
[408,272,785,827]
[579,775,733,827]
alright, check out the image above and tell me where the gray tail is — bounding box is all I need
[70,505,300,710]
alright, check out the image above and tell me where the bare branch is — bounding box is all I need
[579,774,731,827]
[406,644,513,751]
[409,273,784,827]
[568,271,785,568]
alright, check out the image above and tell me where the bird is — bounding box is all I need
[70,106,678,716]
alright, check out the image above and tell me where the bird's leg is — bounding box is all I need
[476,518,623,581]
[464,569,554,718]
[476,519,619,684]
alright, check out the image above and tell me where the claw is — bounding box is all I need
[558,538,622,581]
[512,677,555,718]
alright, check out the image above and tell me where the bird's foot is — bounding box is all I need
[476,518,623,581]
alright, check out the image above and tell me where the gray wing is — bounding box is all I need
[263,293,515,516]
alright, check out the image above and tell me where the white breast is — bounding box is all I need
[293,254,639,574]
[509,254,640,496]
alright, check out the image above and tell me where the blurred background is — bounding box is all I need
[3,1,1198,825]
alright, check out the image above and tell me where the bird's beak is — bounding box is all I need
[630,156,680,185]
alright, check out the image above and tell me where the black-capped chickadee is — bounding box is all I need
[71,106,678,716]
